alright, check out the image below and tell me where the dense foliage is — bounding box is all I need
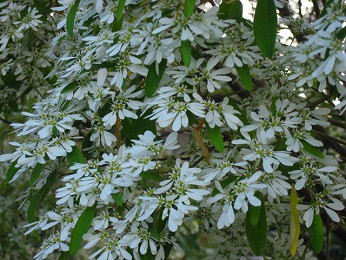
[0,0,346,259]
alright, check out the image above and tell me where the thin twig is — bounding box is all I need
[311,0,321,17]
[0,117,12,124]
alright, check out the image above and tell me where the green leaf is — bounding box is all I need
[66,0,81,37]
[116,0,126,20]
[61,81,78,94]
[219,0,243,21]
[67,146,85,166]
[69,203,97,256]
[253,0,277,58]
[113,0,126,31]
[58,251,72,260]
[27,171,56,222]
[121,110,157,145]
[270,96,278,116]
[319,0,337,18]
[235,65,253,91]
[289,186,301,256]
[246,202,267,256]
[4,160,20,184]
[181,40,192,67]
[30,163,45,186]
[140,170,163,181]
[309,213,324,254]
[112,193,123,207]
[248,194,262,226]
[183,0,196,18]
[206,124,224,152]
[335,27,346,40]
[145,59,167,97]
[301,140,324,159]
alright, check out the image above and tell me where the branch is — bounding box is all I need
[328,118,345,129]
[311,0,321,17]
[0,117,12,125]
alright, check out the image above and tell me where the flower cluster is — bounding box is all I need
[0,0,345,259]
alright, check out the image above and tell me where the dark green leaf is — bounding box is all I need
[58,251,72,260]
[28,171,56,222]
[122,110,157,145]
[183,0,196,18]
[246,202,267,255]
[248,194,262,226]
[145,59,167,97]
[116,0,126,20]
[253,0,277,58]
[112,193,123,207]
[335,27,346,40]
[69,203,97,256]
[61,81,78,94]
[67,146,85,166]
[149,207,168,242]
[140,170,163,181]
[30,163,45,186]
[270,96,278,116]
[206,124,224,152]
[235,65,253,91]
[219,0,243,21]
[301,140,324,159]
[113,0,126,31]
[66,0,81,37]
[319,0,337,18]
[181,40,192,67]
[4,160,20,184]
[309,213,324,254]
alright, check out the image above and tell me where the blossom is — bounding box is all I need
[233,134,298,173]
[102,86,143,127]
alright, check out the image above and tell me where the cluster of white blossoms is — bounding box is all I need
[0,0,55,117]
[0,0,345,259]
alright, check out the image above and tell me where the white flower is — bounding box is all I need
[147,98,205,131]
[167,58,232,93]
[233,134,298,173]
[154,159,209,201]
[102,86,143,127]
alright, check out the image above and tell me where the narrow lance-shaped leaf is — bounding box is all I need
[206,124,224,152]
[30,163,45,186]
[319,0,337,18]
[113,0,126,31]
[112,193,123,207]
[69,203,97,256]
[181,0,196,67]
[301,140,324,159]
[309,213,324,254]
[140,170,164,181]
[246,202,267,255]
[181,40,192,67]
[289,186,301,256]
[27,171,56,222]
[67,146,85,166]
[248,193,262,226]
[66,0,81,37]
[145,59,167,97]
[183,0,196,18]
[218,0,243,21]
[235,65,253,91]
[4,160,20,184]
[253,0,277,58]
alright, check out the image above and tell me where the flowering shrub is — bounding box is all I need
[1,0,346,259]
